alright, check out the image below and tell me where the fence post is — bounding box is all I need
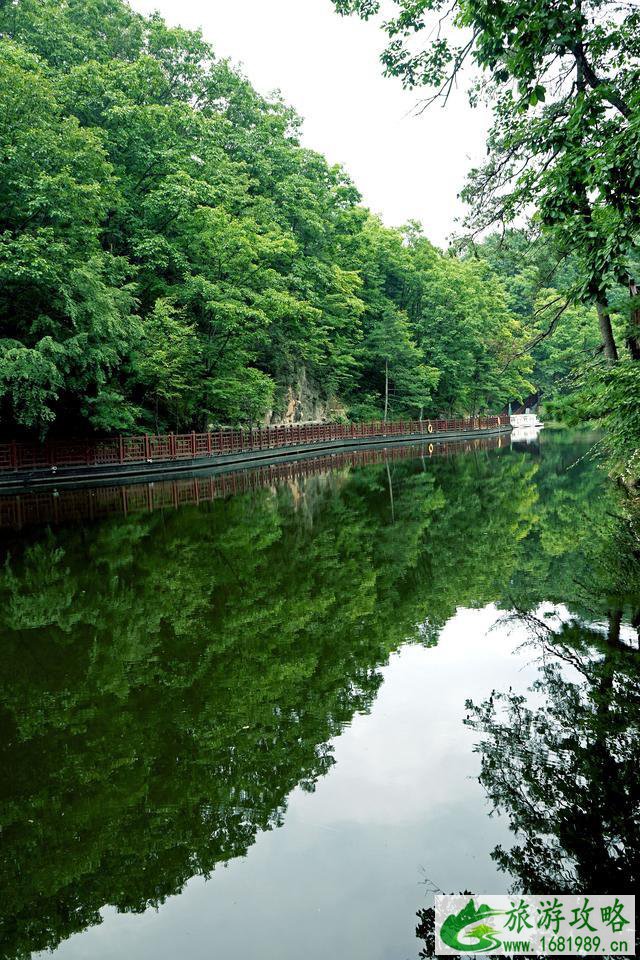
[191,431,196,457]
[10,441,17,471]
[145,434,151,461]
[119,436,124,464]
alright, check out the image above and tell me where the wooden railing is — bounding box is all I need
[0,416,509,473]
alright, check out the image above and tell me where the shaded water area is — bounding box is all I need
[0,429,638,960]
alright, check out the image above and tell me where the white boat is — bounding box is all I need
[510,411,544,429]
[510,409,544,443]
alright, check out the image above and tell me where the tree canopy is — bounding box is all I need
[0,0,535,438]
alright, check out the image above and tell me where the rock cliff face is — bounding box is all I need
[266,369,347,425]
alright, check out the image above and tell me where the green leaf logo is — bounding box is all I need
[440,899,504,952]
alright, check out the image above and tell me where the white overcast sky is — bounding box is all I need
[129,0,489,247]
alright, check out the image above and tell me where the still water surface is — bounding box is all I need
[0,429,637,959]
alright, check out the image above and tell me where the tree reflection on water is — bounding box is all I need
[417,489,640,957]
[0,431,637,959]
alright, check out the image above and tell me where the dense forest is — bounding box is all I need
[0,1,610,441]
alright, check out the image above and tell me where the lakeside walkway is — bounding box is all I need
[0,416,511,491]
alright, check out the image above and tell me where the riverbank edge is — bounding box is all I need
[0,425,512,493]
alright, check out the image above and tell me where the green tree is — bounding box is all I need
[133,299,202,431]
[332,0,639,310]
[415,254,533,415]
[0,40,136,434]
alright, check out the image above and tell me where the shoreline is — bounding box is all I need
[0,425,512,494]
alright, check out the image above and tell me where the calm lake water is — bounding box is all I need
[1,429,638,960]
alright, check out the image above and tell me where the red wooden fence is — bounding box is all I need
[0,416,509,473]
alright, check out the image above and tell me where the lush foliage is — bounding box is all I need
[332,0,640,479]
[332,0,640,292]
[468,230,640,479]
[0,0,534,438]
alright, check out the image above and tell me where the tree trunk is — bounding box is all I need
[626,281,640,360]
[596,301,619,362]
[384,358,389,423]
